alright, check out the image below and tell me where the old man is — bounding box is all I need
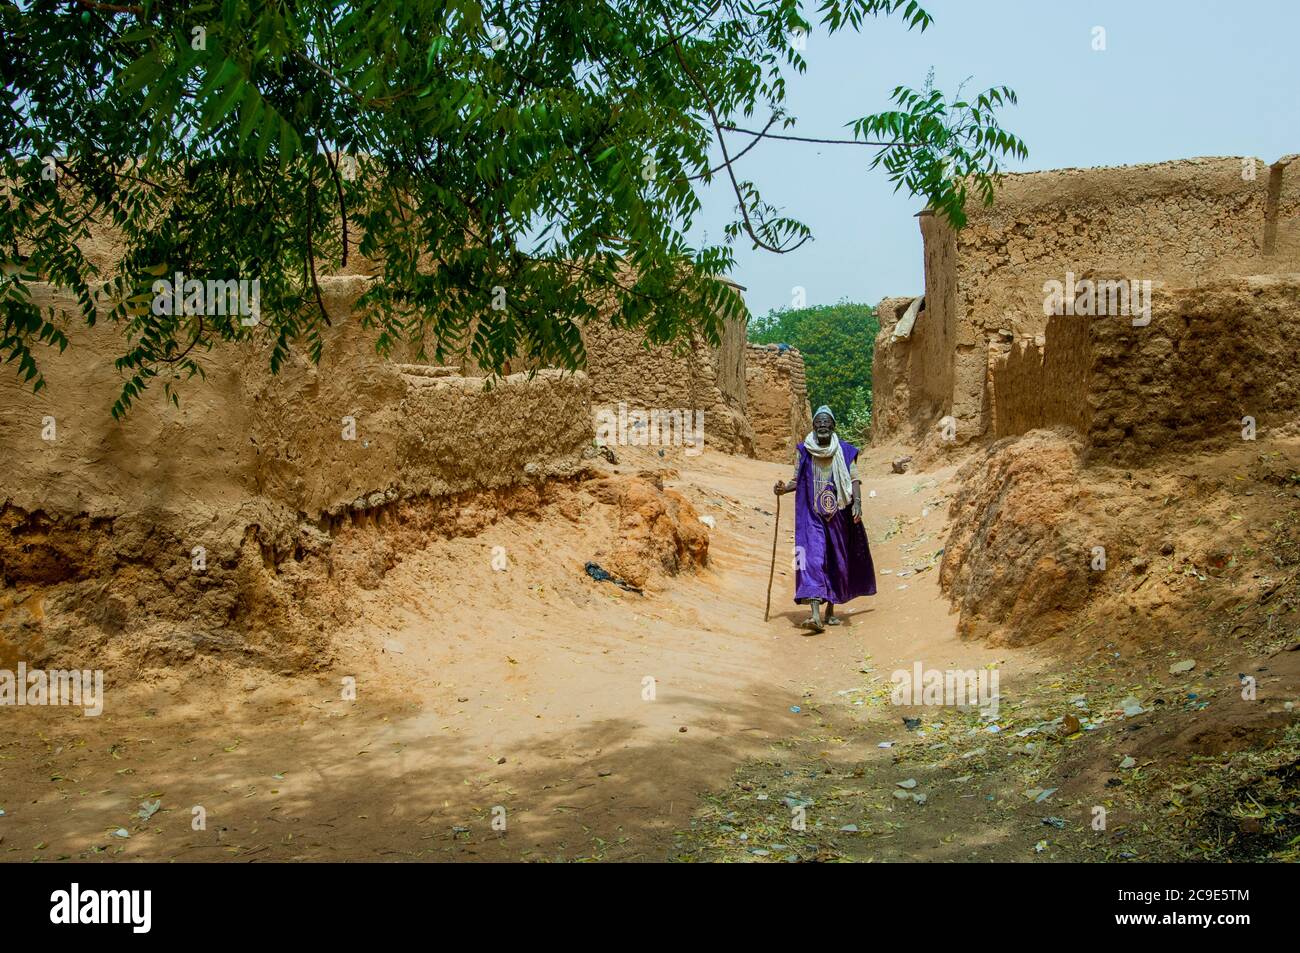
[773,406,877,632]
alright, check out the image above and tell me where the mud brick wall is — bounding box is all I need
[581,311,755,456]
[744,343,813,462]
[987,274,1300,461]
[47,205,758,456]
[0,278,593,531]
[990,315,1091,441]
[1085,274,1300,462]
[903,155,1300,446]
[872,295,937,445]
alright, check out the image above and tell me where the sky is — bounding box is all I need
[690,0,1300,319]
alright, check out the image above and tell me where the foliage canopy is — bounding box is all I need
[748,300,878,444]
[0,1,1024,415]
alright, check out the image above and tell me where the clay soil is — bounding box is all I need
[1,442,1296,862]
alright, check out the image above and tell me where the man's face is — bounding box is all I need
[813,413,834,444]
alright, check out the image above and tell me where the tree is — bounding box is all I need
[748,300,877,443]
[0,0,1025,416]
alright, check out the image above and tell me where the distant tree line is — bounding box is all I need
[748,301,879,446]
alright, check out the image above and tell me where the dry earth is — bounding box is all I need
[1,442,1296,862]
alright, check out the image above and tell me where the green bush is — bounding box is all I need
[749,301,878,444]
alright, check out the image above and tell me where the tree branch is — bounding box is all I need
[323,150,350,268]
[305,175,332,326]
[664,21,808,253]
[75,0,143,14]
[158,315,205,364]
[692,114,779,180]
[720,124,919,148]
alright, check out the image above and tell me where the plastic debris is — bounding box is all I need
[584,561,643,593]
[1118,695,1146,717]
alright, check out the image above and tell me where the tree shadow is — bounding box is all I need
[0,675,798,863]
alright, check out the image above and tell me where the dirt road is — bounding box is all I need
[0,444,1112,862]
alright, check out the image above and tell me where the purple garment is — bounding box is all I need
[792,439,877,605]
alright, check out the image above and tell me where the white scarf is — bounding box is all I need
[803,432,853,510]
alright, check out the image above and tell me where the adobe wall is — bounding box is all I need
[987,274,1300,462]
[882,155,1300,449]
[744,343,813,462]
[0,277,592,532]
[0,276,599,670]
[581,310,755,456]
[919,212,960,429]
[989,312,1091,441]
[1086,274,1300,461]
[38,201,758,457]
[871,294,941,445]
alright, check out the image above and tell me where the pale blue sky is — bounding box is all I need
[693,0,1300,318]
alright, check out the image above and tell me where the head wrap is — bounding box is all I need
[813,405,835,424]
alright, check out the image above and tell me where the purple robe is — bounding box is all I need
[793,439,877,605]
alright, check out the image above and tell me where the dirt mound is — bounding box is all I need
[0,469,708,676]
[940,419,1300,658]
[940,429,1101,645]
[0,500,326,674]
[587,472,709,587]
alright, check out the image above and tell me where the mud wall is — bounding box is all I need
[582,308,754,456]
[48,203,757,456]
[872,295,939,445]
[1086,274,1300,461]
[933,157,1300,651]
[744,344,812,462]
[0,278,592,529]
[987,274,1300,461]
[0,277,595,671]
[989,313,1091,441]
[919,212,961,431]
[884,155,1300,448]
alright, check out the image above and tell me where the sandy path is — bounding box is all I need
[0,444,1045,862]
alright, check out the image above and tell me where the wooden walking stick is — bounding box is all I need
[764,493,781,621]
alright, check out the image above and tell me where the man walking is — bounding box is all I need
[773,406,877,632]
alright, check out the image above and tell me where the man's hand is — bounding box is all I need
[774,480,795,496]
[852,482,862,523]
